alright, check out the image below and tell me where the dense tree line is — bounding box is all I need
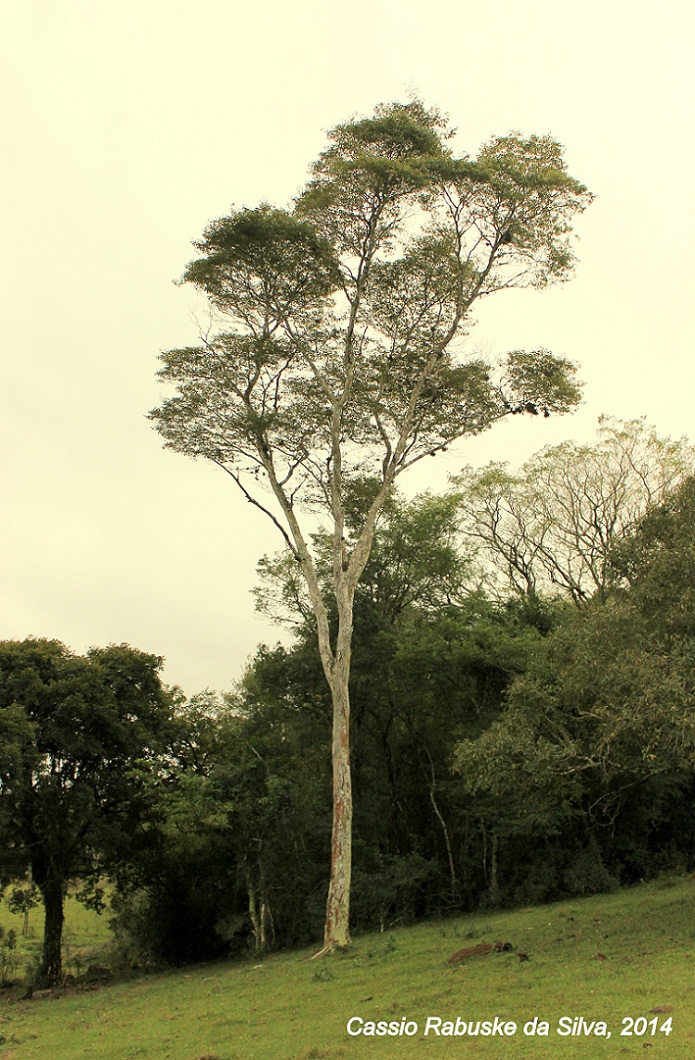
[2,424,695,980]
[113,463,695,964]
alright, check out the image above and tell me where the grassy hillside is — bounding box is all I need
[1,875,694,1059]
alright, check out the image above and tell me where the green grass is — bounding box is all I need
[2,875,694,1058]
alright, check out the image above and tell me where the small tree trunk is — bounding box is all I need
[423,746,458,902]
[247,875,273,954]
[38,876,65,986]
[248,884,262,953]
[489,831,501,906]
[261,900,274,950]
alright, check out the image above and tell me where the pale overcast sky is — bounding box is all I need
[2,0,693,694]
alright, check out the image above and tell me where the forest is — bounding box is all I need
[2,416,695,986]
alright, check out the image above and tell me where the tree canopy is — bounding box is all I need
[454,417,695,603]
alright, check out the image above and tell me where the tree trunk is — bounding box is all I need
[489,831,501,906]
[322,664,353,950]
[423,745,458,902]
[38,876,64,986]
[247,877,274,954]
[248,884,263,953]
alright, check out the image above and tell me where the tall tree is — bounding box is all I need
[0,639,172,985]
[150,100,591,951]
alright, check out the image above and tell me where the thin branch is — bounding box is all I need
[212,460,298,558]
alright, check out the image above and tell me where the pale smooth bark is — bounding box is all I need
[323,657,353,949]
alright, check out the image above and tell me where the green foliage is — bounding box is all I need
[351,852,437,929]
[184,205,340,327]
[504,349,583,415]
[254,488,473,627]
[358,492,468,618]
[0,925,18,983]
[610,474,695,638]
[453,700,577,834]
[562,841,620,897]
[110,690,331,963]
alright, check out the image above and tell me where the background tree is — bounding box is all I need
[6,884,40,938]
[111,686,331,964]
[150,99,591,951]
[453,475,695,896]
[454,416,695,603]
[0,639,173,985]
